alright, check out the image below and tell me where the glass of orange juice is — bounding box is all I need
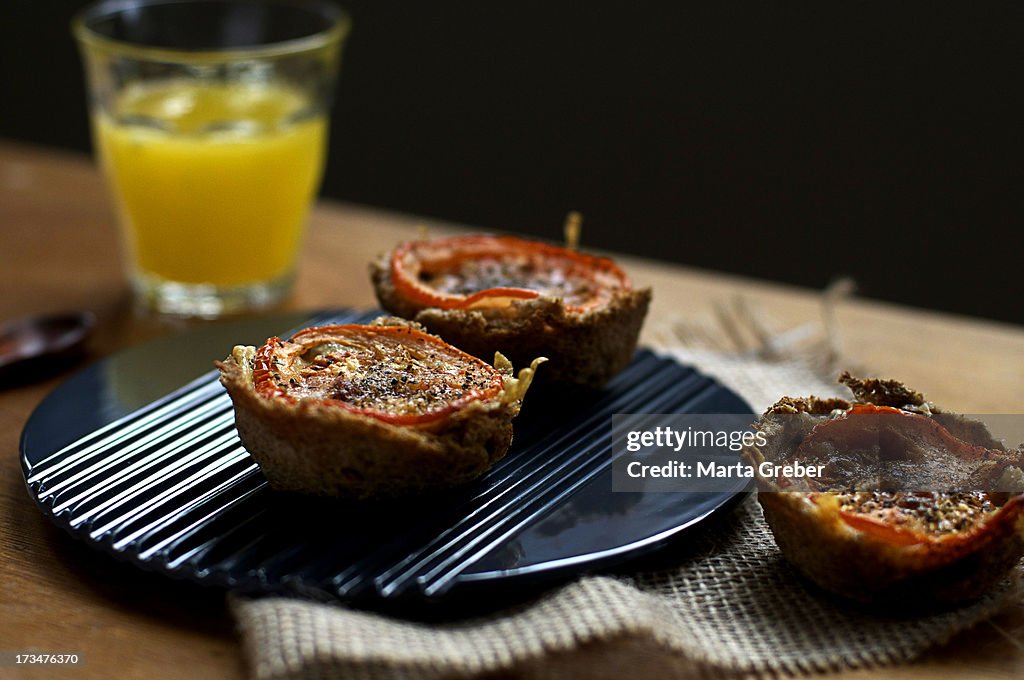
[73,0,350,316]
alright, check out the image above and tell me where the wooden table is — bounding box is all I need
[1,140,1022,679]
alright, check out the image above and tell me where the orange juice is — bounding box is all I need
[95,81,326,287]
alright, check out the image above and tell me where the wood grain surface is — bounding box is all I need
[1,140,1022,679]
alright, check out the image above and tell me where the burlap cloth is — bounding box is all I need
[231,312,1021,679]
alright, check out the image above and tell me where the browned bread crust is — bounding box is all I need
[370,252,651,388]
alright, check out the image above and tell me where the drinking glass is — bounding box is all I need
[74,0,350,316]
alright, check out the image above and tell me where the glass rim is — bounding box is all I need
[72,0,351,62]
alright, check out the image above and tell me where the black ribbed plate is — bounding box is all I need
[20,310,753,604]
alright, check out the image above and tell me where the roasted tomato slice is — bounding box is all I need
[251,323,507,426]
[388,234,633,313]
[797,405,1015,546]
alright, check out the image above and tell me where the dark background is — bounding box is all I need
[2,2,1021,324]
